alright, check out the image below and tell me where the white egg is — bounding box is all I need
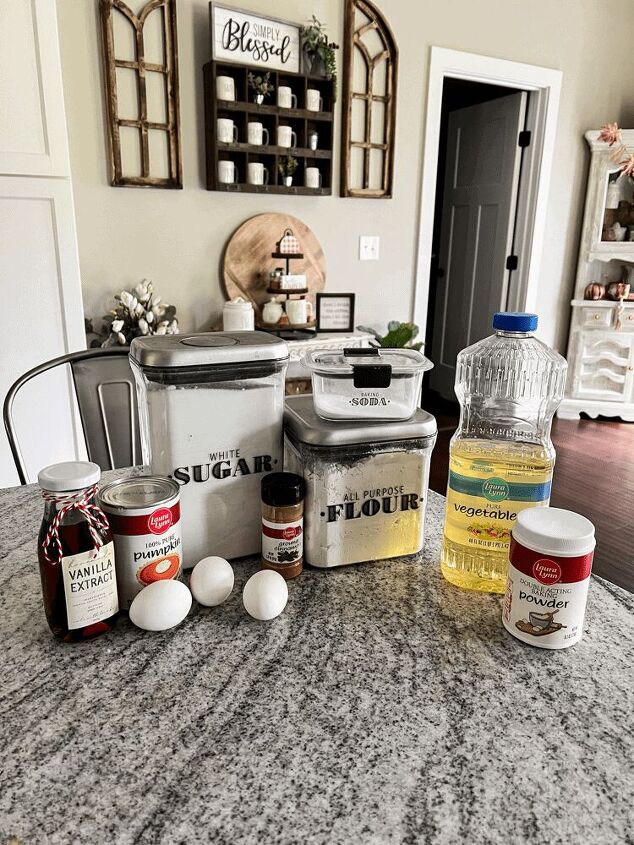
[129,580,192,631]
[190,556,234,607]
[242,569,288,621]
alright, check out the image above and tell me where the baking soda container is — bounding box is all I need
[503,507,595,649]
[441,313,567,593]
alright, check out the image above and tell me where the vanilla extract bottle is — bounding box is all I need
[38,462,118,642]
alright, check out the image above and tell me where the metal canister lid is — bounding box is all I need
[99,475,179,512]
[130,331,288,369]
[284,395,437,447]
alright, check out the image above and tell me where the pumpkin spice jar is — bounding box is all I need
[261,473,306,580]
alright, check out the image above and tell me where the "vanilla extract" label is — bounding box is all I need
[62,542,118,630]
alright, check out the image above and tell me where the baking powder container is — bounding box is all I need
[99,475,182,610]
[283,395,437,567]
[503,507,596,649]
[130,332,288,566]
[303,348,433,422]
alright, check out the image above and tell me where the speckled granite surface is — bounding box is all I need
[1,477,633,845]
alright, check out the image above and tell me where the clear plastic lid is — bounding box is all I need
[304,347,433,376]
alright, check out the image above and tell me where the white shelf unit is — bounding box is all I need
[558,131,634,421]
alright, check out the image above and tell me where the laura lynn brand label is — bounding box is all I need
[170,449,274,486]
[445,471,551,550]
[448,472,551,504]
[503,538,594,649]
[321,483,423,522]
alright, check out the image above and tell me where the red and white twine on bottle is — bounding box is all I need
[41,485,110,564]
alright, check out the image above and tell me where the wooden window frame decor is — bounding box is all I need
[340,0,398,198]
[100,0,182,188]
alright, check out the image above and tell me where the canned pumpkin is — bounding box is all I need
[99,476,183,609]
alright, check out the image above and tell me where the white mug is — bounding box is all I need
[286,298,313,325]
[305,166,322,189]
[247,162,269,186]
[216,75,235,101]
[247,122,269,146]
[277,125,297,148]
[277,86,297,109]
[217,118,237,144]
[218,159,236,184]
[306,89,323,112]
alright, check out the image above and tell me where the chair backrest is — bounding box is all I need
[3,347,142,485]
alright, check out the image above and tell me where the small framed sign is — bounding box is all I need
[210,3,301,73]
[316,293,356,333]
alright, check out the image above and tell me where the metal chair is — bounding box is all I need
[3,347,142,485]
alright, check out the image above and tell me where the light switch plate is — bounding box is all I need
[359,235,380,260]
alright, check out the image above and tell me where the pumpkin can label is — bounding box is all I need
[101,501,183,610]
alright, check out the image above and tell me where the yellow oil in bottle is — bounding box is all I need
[440,438,554,593]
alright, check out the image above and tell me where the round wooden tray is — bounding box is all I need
[222,213,326,320]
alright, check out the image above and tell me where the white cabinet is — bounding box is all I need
[0,0,85,486]
[558,130,634,421]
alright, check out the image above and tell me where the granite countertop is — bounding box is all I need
[1,478,633,844]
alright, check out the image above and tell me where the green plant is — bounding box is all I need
[248,71,274,98]
[301,16,339,98]
[356,321,423,351]
[278,154,298,177]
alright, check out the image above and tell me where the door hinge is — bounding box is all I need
[506,255,519,271]
[518,130,531,148]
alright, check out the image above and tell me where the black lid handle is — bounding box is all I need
[344,347,379,357]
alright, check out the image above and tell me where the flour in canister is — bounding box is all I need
[285,440,432,567]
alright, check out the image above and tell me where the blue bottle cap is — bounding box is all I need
[493,312,538,332]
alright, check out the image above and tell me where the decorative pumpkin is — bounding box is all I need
[584,282,606,300]
[606,281,631,301]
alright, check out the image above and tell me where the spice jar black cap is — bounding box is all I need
[261,472,305,507]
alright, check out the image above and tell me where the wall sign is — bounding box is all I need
[316,293,356,333]
[210,3,301,73]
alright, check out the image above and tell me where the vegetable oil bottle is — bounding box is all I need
[440,313,567,593]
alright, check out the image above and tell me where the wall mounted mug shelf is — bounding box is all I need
[203,61,335,195]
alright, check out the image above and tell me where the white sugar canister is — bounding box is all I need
[130,332,288,566]
[283,395,437,567]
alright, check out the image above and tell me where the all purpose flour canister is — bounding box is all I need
[283,395,437,567]
[130,332,289,566]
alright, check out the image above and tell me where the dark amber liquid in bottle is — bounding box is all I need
[37,500,117,643]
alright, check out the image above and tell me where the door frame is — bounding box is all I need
[412,47,562,343]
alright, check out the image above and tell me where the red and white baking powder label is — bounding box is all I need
[262,517,303,567]
[103,502,182,609]
[503,537,594,650]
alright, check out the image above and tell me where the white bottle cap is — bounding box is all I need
[512,507,595,557]
[38,461,101,492]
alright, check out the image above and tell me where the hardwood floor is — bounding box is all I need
[426,395,634,592]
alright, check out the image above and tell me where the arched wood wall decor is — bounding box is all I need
[340,0,398,198]
[100,0,182,188]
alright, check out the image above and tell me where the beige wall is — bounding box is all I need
[57,0,634,352]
